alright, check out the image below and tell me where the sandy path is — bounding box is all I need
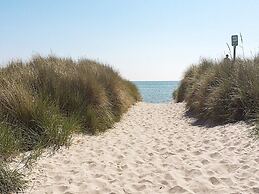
[25,102,259,194]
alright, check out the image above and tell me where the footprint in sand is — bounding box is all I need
[206,170,214,176]
[201,159,210,165]
[209,152,221,159]
[164,173,174,180]
[136,160,144,165]
[228,146,235,151]
[193,150,202,156]
[177,148,185,153]
[209,177,220,185]
[121,164,128,170]
[225,163,239,173]
[252,187,259,193]
[55,185,69,192]
[168,185,188,193]
[219,159,228,164]
[161,180,169,186]
[186,169,202,177]
[248,181,257,187]
[117,154,124,159]
[184,177,192,182]
[203,139,210,144]
[234,141,241,146]
[148,152,154,157]
[220,177,234,185]
[94,174,103,178]
[138,179,153,184]
[63,160,71,164]
[70,169,79,175]
[132,184,146,191]
[241,164,250,170]
[54,175,63,182]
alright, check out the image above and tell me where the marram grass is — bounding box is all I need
[174,56,259,131]
[0,55,140,192]
[0,162,26,194]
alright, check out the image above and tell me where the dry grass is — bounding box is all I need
[174,56,259,126]
[0,162,26,193]
[0,55,140,192]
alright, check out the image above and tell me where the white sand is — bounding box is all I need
[25,102,259,194]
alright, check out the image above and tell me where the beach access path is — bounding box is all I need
[25,102,259,194]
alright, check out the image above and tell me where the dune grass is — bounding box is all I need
[0,55,141,192]
[0,162,26,194]
[174,56,259,129]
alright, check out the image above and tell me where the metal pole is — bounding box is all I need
[233,46,236,62]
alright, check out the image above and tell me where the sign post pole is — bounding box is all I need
[231,35,238,62]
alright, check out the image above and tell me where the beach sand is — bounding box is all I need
[25,102,259,194]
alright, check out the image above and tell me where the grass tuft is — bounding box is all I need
[0,162,26,193]
[174,56,259,127]
[0,55,140,192]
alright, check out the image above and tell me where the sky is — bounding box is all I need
[0,0,259,81]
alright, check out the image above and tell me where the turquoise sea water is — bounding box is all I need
[133,81,179,103]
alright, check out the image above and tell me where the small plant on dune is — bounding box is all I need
[0,162,26,193]
[0,123,21,160]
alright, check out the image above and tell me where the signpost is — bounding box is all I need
[231,35,238,62]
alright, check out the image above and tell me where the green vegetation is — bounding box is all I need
[0,162,26,194]
[0,55,140,192]
[174,57,259,128]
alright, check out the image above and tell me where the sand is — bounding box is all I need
[25,102,259,194]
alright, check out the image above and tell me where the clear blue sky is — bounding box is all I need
[1,0,259,80]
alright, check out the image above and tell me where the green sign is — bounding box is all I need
[231,35,238,46]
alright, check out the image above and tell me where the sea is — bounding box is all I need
[133,81,179,103]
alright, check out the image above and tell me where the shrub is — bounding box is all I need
[0,55,140,151]
[174,56,259,125]
[0,55,140,192]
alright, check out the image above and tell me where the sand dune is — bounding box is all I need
[25,102,259,194]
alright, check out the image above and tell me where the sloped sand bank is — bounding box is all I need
[25,102,259,194]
